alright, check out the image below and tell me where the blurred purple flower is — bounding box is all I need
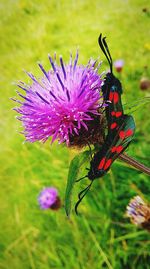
[126,196,146,225]
[114,59,124,73]
[126,196,150,231]
[13,52,104,145]
[38,187,59,210]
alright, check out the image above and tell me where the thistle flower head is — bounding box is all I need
[126,196,150,231]
[13,52,104,146]
[38,187,59,210]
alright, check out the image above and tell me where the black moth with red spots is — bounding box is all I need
[75,34,135,214]
[88,34,135,180]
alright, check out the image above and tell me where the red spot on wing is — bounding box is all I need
[119,131,125,139]
[126,129,133,137]
[111,146,117,153]
[109,92,113,101]
[116,111,122,117]
[98,157,106,170]
[111,145,123,153]
[111,111,116,116]
[110,122,117,129]
[113,92,119,104]
[119,129,133,140]
[116,145,123,153]
[104,159,112,170]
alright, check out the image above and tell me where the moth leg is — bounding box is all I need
[75,175,87,183]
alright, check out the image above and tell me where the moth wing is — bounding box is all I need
[106,115,135,164]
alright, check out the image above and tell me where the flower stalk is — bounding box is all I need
[119,153,150,176]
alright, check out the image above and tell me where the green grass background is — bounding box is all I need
[0,0,150,268]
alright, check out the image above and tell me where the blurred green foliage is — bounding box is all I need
[0,0,150,268]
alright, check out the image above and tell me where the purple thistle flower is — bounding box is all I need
[13,52,104,146]
[38,187,59,210]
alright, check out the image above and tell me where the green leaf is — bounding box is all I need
[65,150,91,217]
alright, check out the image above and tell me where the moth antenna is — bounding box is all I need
[103,37,113,73]
[75,181,93,215]
[78,184,90,200]
[98,34,112,73]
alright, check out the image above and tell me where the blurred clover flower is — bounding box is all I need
[38,187,61,210]
[13,52,105,146]
[126,195,150,232]
[114,59,124,73]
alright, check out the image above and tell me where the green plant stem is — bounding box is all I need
[83,218,113,269]
[119,153,150,176]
